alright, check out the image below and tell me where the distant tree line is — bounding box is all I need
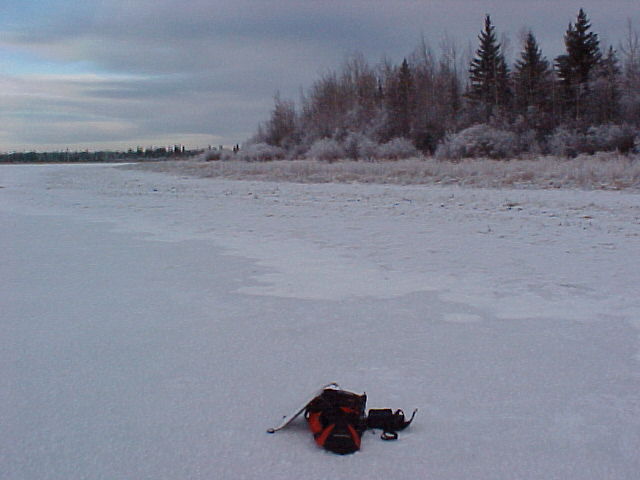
[0,145,201,163]
[251,9,640,160]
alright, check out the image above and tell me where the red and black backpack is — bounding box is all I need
[304,387,416,454]
[305,388,367,455]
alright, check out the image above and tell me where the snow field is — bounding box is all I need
[1,164,639,479]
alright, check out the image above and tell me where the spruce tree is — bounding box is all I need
[397,59,414,137]
[468,15,511,120]
[513,31,552,115]
[385,58,414,139]
[555,9,602,121]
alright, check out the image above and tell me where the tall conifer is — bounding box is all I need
[513,31,552,115]
[385,58,415,138]
[468,15,511,120]
[555,9,602,121]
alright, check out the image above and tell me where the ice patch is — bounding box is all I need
[236,258,440,300]
[442,313,483,323]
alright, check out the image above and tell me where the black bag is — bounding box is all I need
[366,408,417,440]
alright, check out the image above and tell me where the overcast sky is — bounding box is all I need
[1,1,638,151]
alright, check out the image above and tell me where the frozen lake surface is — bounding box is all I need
[2,163,640,479]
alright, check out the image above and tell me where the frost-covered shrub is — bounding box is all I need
[375,137,420,160]
[342,132,362,160]
[547,125,639,157]
[236,143,285,162]
[204,149,222,161]
[220,149,236,161]
[342,132,378,160]
[517,130,543,155]
[585,124,637,154]
[357,136,379,160]
[435,124,518,160]
[547,127,584,158]
[205,148,235,161]
[306,138,345,161]
[286,143,309,160]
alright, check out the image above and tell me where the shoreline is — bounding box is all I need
[124,154,640,191]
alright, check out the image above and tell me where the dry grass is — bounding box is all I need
[127,153,640,191]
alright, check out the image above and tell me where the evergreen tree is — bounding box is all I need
[385,58,415,139]
[467,15,511,120]
[513,31,552,114]
[555,9,602,122]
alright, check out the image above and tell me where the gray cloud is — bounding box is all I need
[1,0,638,151]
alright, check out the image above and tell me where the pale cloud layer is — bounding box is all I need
[1,1,638,151]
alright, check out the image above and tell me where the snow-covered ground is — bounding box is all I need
[2,163,639,479]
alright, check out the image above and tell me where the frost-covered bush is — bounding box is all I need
[236,143,285,162]
[306,138,345,162]
[517,129,543,155]
[375,138,420,160]
[285,143,309,160]
[357,136,380,160]
[204,149,222,161]
[547,127,584,158]
[547,125,639,157]
[342,132,379,160]
[342,132,362,159]
[435,124,519,160]
[585,124,637,154]
[204,148,235,161]
[220,149,236,161]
